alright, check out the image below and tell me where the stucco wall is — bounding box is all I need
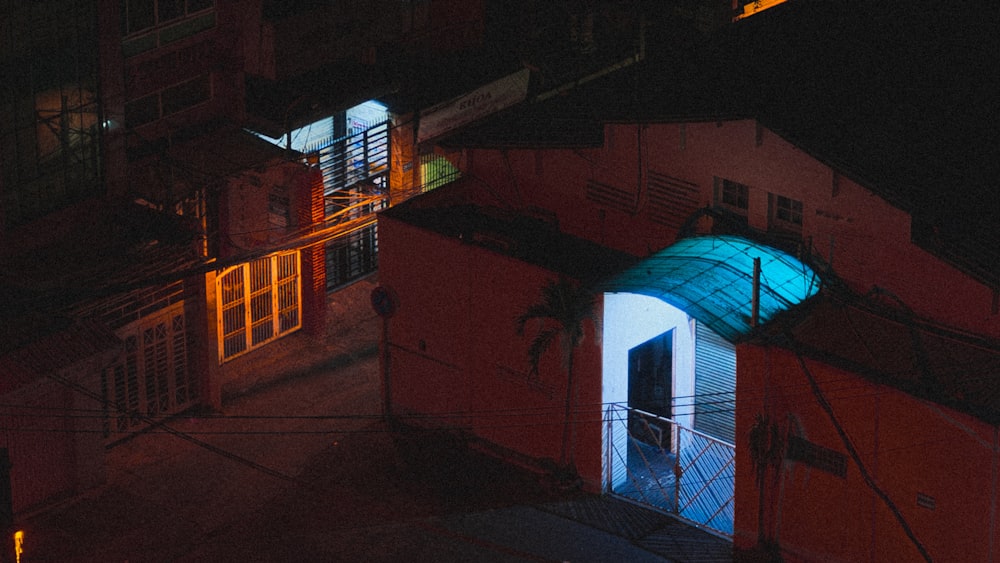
[736,343,999,562]
[461,119,998,339]
[378,213,606,486]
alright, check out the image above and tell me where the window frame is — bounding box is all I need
[714,177,750,217]
[122,0,216,37]
[124,74,211,129]
[217,251,301,363]
[768,192,804,233]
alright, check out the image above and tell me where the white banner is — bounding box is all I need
[417,68,530,143]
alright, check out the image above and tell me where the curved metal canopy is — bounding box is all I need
[605,235,821,342]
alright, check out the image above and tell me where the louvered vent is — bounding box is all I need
[586,180,636,214]
[694,321,736,444]
[647,170,700,229]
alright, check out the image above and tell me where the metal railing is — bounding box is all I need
[321,188,386,290]
[604,403,735,537]
[305,120,390,196]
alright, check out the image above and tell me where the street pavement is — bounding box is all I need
[18,277,732,562]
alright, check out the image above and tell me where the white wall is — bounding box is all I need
[602,292,696,488]
[603,292,695,414]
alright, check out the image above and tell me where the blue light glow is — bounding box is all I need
[605,235,821,342]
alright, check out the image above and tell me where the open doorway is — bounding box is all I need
[603,292,735,534]
[628,329,673,448]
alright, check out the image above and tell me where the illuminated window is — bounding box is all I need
[714,177,749,216]
[218,251,301,362]
[0,1,101,226]
[769,193,803,232]
[420,154,461,192]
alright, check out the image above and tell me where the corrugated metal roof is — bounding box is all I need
[604,235,821,342]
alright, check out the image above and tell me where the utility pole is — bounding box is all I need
[370,286,398,422]
[751,257,761,328]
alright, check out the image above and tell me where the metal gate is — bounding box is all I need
[101,302,197,442]
[324,189,387,290]
[305,119,390,197]
[604,403,735,537]
[305,120,390,289]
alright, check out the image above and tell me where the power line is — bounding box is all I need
[33,367,312,488]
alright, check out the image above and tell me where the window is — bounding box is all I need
[161,75,211,116]
[714,177,749,215]
[769,193,803,232]
[122,0,216,57]
[217,252,301,362]
[124,74,210,128]
[420,154,461,192]
[0,1,101,227]
[123,0,215,36]
[102,304,196,440]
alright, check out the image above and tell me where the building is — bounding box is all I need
[377,2,1000,560]
[0,0,507,519]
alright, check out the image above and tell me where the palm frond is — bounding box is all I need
[516,303,559,335]
[516,276,597,371]
[527,327,559,376]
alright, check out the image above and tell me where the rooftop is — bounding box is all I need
[383,181,637,285]
[440,1,1000,284]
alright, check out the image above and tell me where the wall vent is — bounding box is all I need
[586,180,635,214]
[647,170,700,229]
[785,435,847,478]
[917,493,936,510]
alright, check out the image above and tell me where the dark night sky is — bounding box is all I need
[714,1,999,248]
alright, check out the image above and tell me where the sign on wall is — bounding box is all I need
[417,68,530,143]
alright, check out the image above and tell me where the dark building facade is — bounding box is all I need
[0,0,500,517]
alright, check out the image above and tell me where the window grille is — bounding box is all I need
[420,154,461,192]
[716,178,749,213]
[773,194,803,226]
[217,251,301,362]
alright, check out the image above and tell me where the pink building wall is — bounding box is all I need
[383,116,1000,557]
[737,344,999,562]
[460,119,998,338]
[378,214,605,486]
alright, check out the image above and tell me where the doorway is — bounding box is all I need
[628,329,673,447]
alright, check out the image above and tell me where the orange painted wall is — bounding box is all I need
[428,118,1000,558]
[378,213,605,486]
[736,344,999,562]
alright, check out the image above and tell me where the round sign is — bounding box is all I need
[370,286,397,318]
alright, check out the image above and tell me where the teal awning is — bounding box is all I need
[605,235,821,342]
